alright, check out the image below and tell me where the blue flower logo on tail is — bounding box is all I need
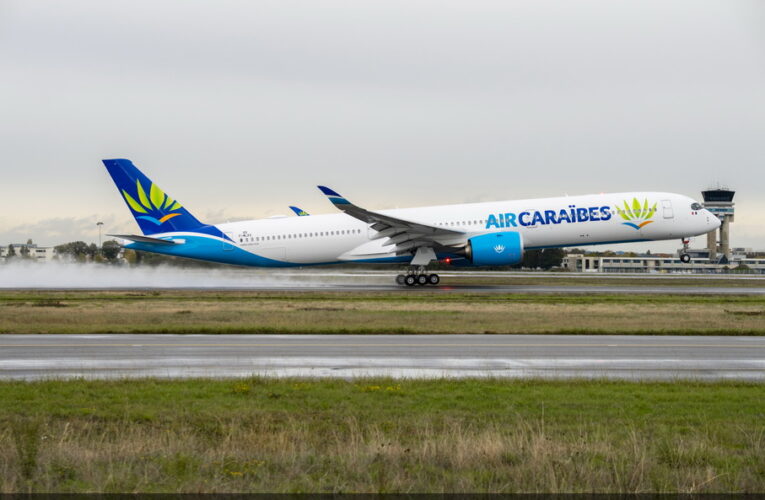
[121,179,183,226]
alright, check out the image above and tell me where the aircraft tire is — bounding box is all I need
[396,274,406,285]
[680,253,691,263]
[428,274,440,285]
[417,274,428,286]
[404,275,417,286]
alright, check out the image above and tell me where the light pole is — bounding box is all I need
[96,221,104,247]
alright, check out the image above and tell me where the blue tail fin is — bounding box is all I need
[103,159,206,235]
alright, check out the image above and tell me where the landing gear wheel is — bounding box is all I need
[679,238,691,264]
[428,273,440,285]
[395,274,406,285]
[404,275,417,286]
[417,274,428,286]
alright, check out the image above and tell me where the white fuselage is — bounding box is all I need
[153,191,718,267]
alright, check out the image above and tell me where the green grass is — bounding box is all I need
[0,378,763,493]
[2,290,765,335]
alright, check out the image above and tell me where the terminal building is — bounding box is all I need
[0,243,57,262]
[561,186,765,274]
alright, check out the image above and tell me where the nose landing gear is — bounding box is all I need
[395,266,440,286]
[679,238,692,263]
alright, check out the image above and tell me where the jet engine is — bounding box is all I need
[464,231,523,266]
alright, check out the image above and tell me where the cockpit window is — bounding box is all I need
[691,202,702,211]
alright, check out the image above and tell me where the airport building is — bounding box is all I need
[561,186,765,274]
[562,252,765,274]
[700,187,735,261]
[0,243,57,262]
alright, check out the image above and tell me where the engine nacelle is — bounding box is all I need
[465,231,523,266]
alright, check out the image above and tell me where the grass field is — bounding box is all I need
[1,378,763,493]
[439,273,765,288]
[1,290,764,335]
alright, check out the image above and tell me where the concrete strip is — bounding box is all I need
[1,334,763,381]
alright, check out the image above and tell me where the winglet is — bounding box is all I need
[317,186,351,205]
[289,206,310,216]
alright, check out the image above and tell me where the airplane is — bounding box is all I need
[103,158,721,286]
[289,206,310,216]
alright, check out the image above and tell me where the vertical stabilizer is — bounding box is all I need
[103,159,206,235]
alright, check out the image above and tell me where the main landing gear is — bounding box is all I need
[395,266,440,286]
[679,238,692,263]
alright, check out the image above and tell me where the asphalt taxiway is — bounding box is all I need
[7,284,765,294]
[121,284,765,294]
[1,334,763,381]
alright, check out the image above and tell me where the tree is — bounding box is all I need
[55,241,91,262]
[521,249,543,269]
[20,245,30,259]
[6,244,16,259]
[122,249,138,265]
[101,240,122,261]
[519,248,565,270]
[539,248,565,269]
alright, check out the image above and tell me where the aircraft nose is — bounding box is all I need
[708,211,721,230]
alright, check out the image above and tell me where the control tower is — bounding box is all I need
[702,187,735,261]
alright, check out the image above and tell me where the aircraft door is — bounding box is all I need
[662,200,674,219]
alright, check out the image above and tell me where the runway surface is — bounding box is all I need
[3,263,764,293]
[2,334,764,381]
[107,284,765,294]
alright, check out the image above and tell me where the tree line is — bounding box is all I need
[53,240,122,262]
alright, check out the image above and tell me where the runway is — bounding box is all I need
[110,284,765,294]
[2,334,764,381]
[3,262,764,293]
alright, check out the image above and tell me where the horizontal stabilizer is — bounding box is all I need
[107,234,179,246]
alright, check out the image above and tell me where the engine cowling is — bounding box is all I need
[464,231,523,266]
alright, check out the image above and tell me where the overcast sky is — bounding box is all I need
[1,0,763,253]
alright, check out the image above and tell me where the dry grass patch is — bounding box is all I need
[1,290,764,334]
[0,378,763,493]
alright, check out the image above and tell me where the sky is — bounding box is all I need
[1,0,764,253]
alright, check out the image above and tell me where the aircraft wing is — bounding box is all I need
[317,186,464,257]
